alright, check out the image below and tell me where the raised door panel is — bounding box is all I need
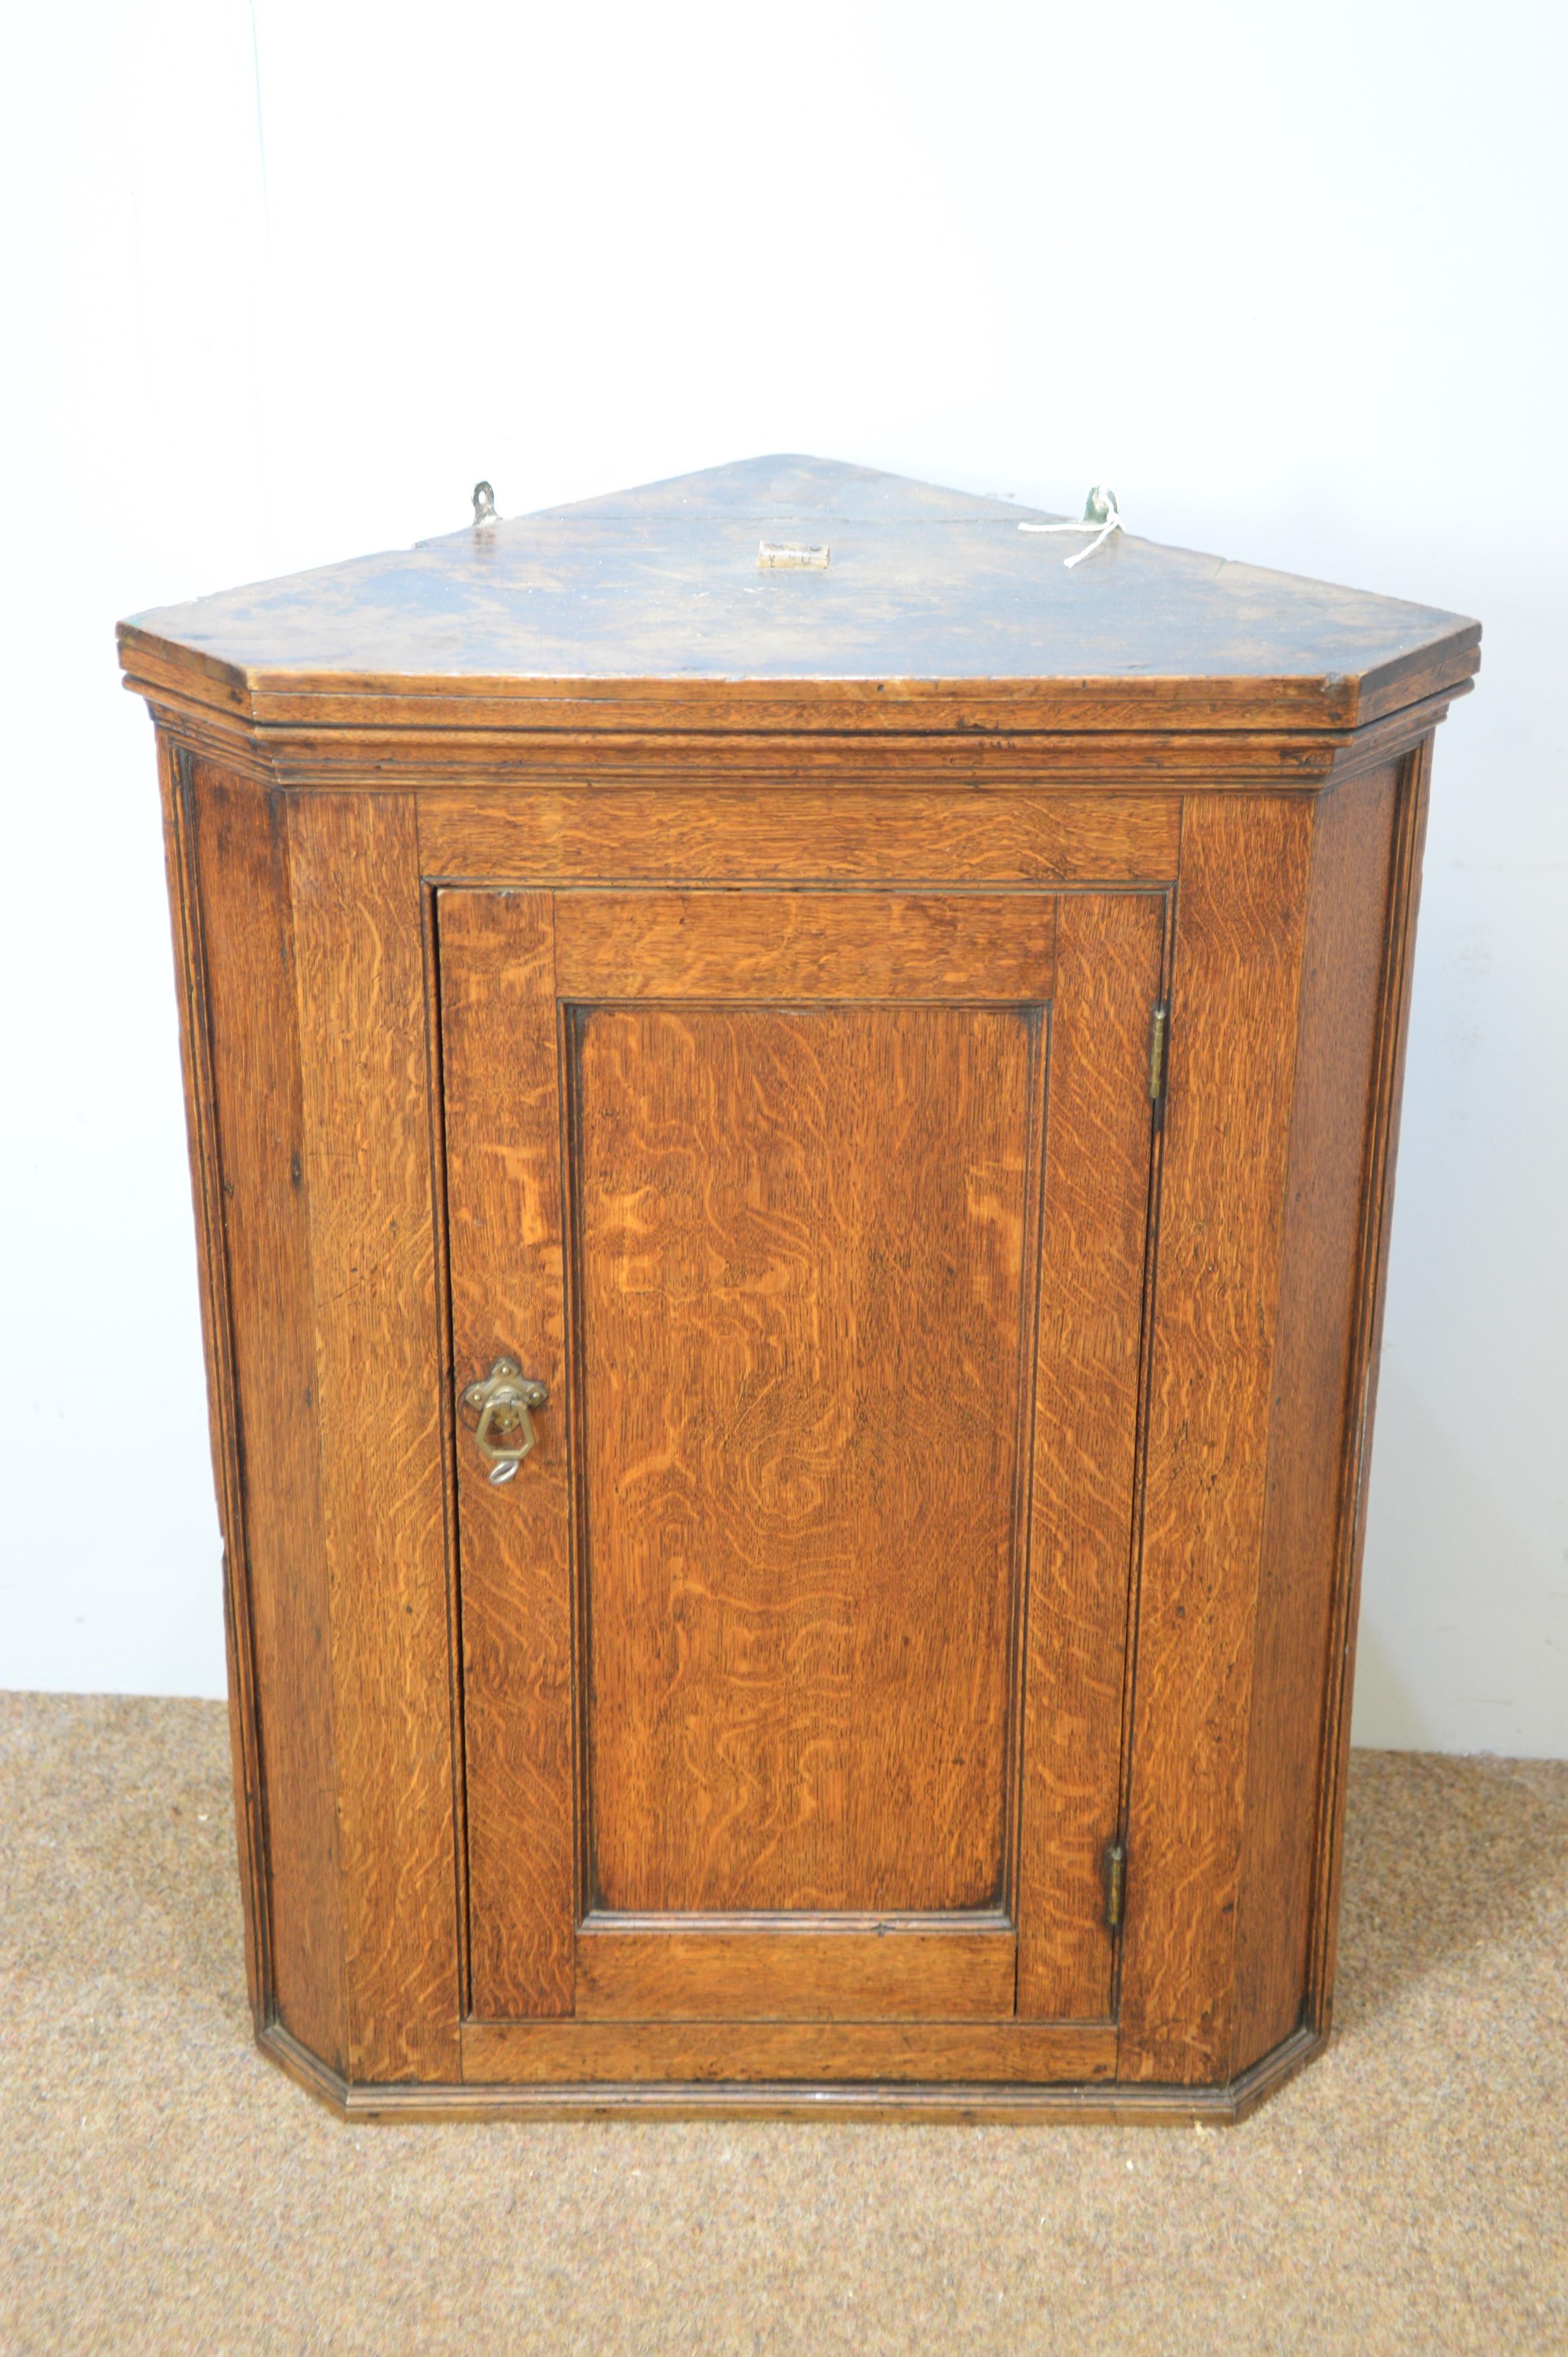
[440,884,1162,2041]
[576,996,1034,1920]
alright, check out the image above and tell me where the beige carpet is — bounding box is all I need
[1,1695,1564,2355]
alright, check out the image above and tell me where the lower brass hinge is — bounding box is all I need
[1105,1841,1127,1933]
[1148,1002,1169,1103]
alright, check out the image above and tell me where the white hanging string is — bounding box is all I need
[1018,486,1123,570]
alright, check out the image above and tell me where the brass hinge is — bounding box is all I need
[1105,1841,1127,1933]
[1148,1002,1169,1104]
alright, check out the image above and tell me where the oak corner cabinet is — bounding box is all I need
[120,455,1479,2124]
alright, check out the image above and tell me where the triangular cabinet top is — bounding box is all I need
[119,453,1478,735]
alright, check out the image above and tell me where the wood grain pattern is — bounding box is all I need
[117,453,1478,739]
[574,992,1039,1915]
[1308,739,1436,2036]
[186,761,346,2069]
[120,655,1479,742]
[574,1926,1015,2020]
[156,740,268,2031]
[1118,794,1315,2084]
[555,888,1054,1001]
[1231,764,1401,2070]
[139,682,1463,793]
[268,2018,1320,2121]
[129,454,1471,2113]
[460,2018,1117,2087]
[1017,892,1166,2019]
[418,789,1179,886]
[286,794,459,2081]
[436,889,577,2018]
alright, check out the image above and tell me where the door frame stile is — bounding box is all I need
[560,987,595,1942]
[1109,878,1178,2033]
[1003,976,1056,1966]
[420,875,474,2022]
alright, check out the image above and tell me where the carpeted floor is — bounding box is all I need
[1,1695,1564,2355]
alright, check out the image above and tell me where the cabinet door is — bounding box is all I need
[439,885,1163,2031]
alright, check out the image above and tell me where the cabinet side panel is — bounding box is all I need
[1119,794,1313,2084]
[186,761,347,2069]
[288,794,460,2083]
[156,739,266,2027]
[1018,891,1165,2018]
[1232,764,1400,2071]
[1310,740,1434,2031]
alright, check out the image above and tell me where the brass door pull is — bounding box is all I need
[460,1358,549,1485]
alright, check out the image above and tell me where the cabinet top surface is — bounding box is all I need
[119,453,1478,733]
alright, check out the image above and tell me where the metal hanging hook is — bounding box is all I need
[1018,485,1123,569]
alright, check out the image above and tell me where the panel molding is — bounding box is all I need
[565,988,1042,1919]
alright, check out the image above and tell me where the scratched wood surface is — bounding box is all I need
[185,762,346,2069]
[119,455,1478,737]
[460,2018,1117,2087]
[1017,891,1166,2021]
[573,991,1039,1916]
[1118,794,1315,2084]
[1230,765,1402,2071]
[285,795,459,2082]
[437,889,577,2018]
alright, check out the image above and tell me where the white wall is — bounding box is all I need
[2,0,1563,1750]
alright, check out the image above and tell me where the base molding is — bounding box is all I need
[258,2020,1321,2127]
